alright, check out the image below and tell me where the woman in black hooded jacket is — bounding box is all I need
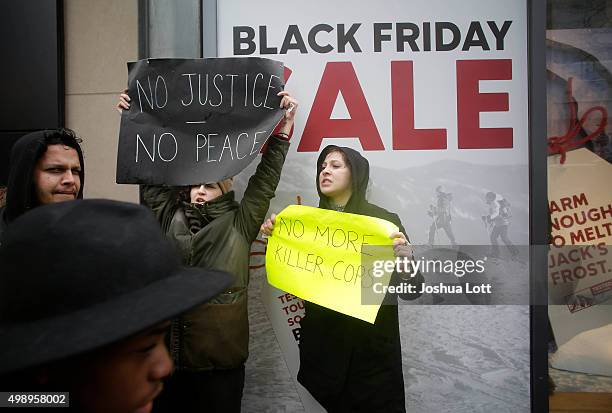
[262,145,423,412]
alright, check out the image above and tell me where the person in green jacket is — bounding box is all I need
[117,91,297,412]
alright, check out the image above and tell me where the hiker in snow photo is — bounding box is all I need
[482,191,518,259]
[427,185,457,246]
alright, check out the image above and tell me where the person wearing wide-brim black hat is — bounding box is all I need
[0,199,233,413]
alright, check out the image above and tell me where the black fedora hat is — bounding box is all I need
[0,199,233,374]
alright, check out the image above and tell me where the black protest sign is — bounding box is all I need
[116,57,285,185]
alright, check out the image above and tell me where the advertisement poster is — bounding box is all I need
[220,1,532,411]
[546,20,612,378]
[548,149,612,350]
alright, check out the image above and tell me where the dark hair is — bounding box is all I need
[178,186,192,203]
[30,128,84,170]
[318,146,352,176]
[40,128,83,156]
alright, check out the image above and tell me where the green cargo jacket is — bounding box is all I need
[142,136,289,371]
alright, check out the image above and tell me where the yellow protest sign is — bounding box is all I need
[265,204,398,323]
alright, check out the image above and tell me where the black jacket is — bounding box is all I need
[0,131,85,237]
[297,145,423,412]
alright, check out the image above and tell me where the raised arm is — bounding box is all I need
[235,92,298,242]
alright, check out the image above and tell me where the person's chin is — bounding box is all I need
[320,186,334,196]
[133,384,163,413]
[133,400,153,413]
[52,193,77,202]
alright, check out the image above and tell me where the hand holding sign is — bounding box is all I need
[116,89,131,113]
[278,91,298,123]
[260,213,276,237]
[390,230,414,259]
[275,91,298,139]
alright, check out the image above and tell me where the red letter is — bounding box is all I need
[298,62,384,152]
[391,61,447,150]
[263,66,296,155]
[457,59,512,149]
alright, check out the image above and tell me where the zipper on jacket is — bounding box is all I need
[170,317,182,367]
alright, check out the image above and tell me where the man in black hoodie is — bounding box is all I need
[0,128,85,238]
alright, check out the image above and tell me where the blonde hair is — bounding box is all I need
[217,178,234,194]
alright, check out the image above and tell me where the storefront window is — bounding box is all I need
[547,0,612,163]
[546,0,612,400]
[145,0,201,58]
